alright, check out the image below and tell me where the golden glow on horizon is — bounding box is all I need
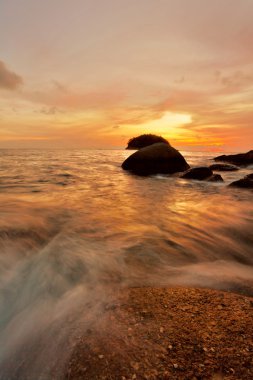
[140,111,192,130]
[0,0,253,150]
[122,111,192,139]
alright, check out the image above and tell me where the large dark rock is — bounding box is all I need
[126,134,169,150]
[209,163,239,172]
[229,177,253,189]
[214,150,253,166]
[181,167,213,181]
[122,143,190,176]
[246,173,253,180]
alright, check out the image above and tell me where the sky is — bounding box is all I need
[0,0,253,151]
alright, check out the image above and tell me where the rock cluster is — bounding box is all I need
[122,137,252,190]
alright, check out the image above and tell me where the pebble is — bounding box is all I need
[98,355,104,359]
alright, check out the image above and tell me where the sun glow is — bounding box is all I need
[122,111,192,138]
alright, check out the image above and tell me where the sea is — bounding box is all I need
[0,149,252,379]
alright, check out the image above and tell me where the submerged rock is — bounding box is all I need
[122,143,190,176]
[209,163,239,172]
[126,134,169,150]
[214,150,253,166]
[181,167,213,181]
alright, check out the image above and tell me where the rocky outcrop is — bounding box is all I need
[122,143,190,176]
[214,150,253,166]
[126,134,169,150]
[209,163,239,172]
[181,167,213,181]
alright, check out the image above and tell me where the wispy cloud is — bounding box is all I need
[25,81,127,110]
[0,60,23,90]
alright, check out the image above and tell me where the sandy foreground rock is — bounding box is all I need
[66,287,253,380]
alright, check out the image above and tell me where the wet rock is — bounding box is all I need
[181,167,213,181]
[214,150,253,166]
[122,143,190,176]
[208,174,224,182]
[209,163,239,172]
[229,177,253,189]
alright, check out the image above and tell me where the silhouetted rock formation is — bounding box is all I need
[208,174,224,182]
[214,150,253,166]
[122,143,190,176]
[181,167,213,181]
[229,175,253,189]
[126,134,169,150]
[209,163,239,172]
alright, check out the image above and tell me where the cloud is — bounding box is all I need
[38,106,63,115]
[0,60,23,90]
[25,81,126,110]
[215,70,253,91]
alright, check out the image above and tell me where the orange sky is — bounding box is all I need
[0,0,253,151]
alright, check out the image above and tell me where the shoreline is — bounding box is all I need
[66,286,253,380]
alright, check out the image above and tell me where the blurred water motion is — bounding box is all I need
[0,149,252,379]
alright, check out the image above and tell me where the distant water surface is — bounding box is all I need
[0,149,252,379]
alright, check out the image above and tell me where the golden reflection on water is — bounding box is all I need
[0,149,252,378]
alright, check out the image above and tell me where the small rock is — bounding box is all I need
[173,364,179,369]
[98,355,104,359]
[214,150,253,166]
[208,174,224,182]
[181,167,213,181]
[229,177,253,189]
[246,173,253,180]
[209,163,239,171]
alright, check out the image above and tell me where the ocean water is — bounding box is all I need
[0,149,252,379]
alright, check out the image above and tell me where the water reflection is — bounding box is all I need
[0,149,252,378]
